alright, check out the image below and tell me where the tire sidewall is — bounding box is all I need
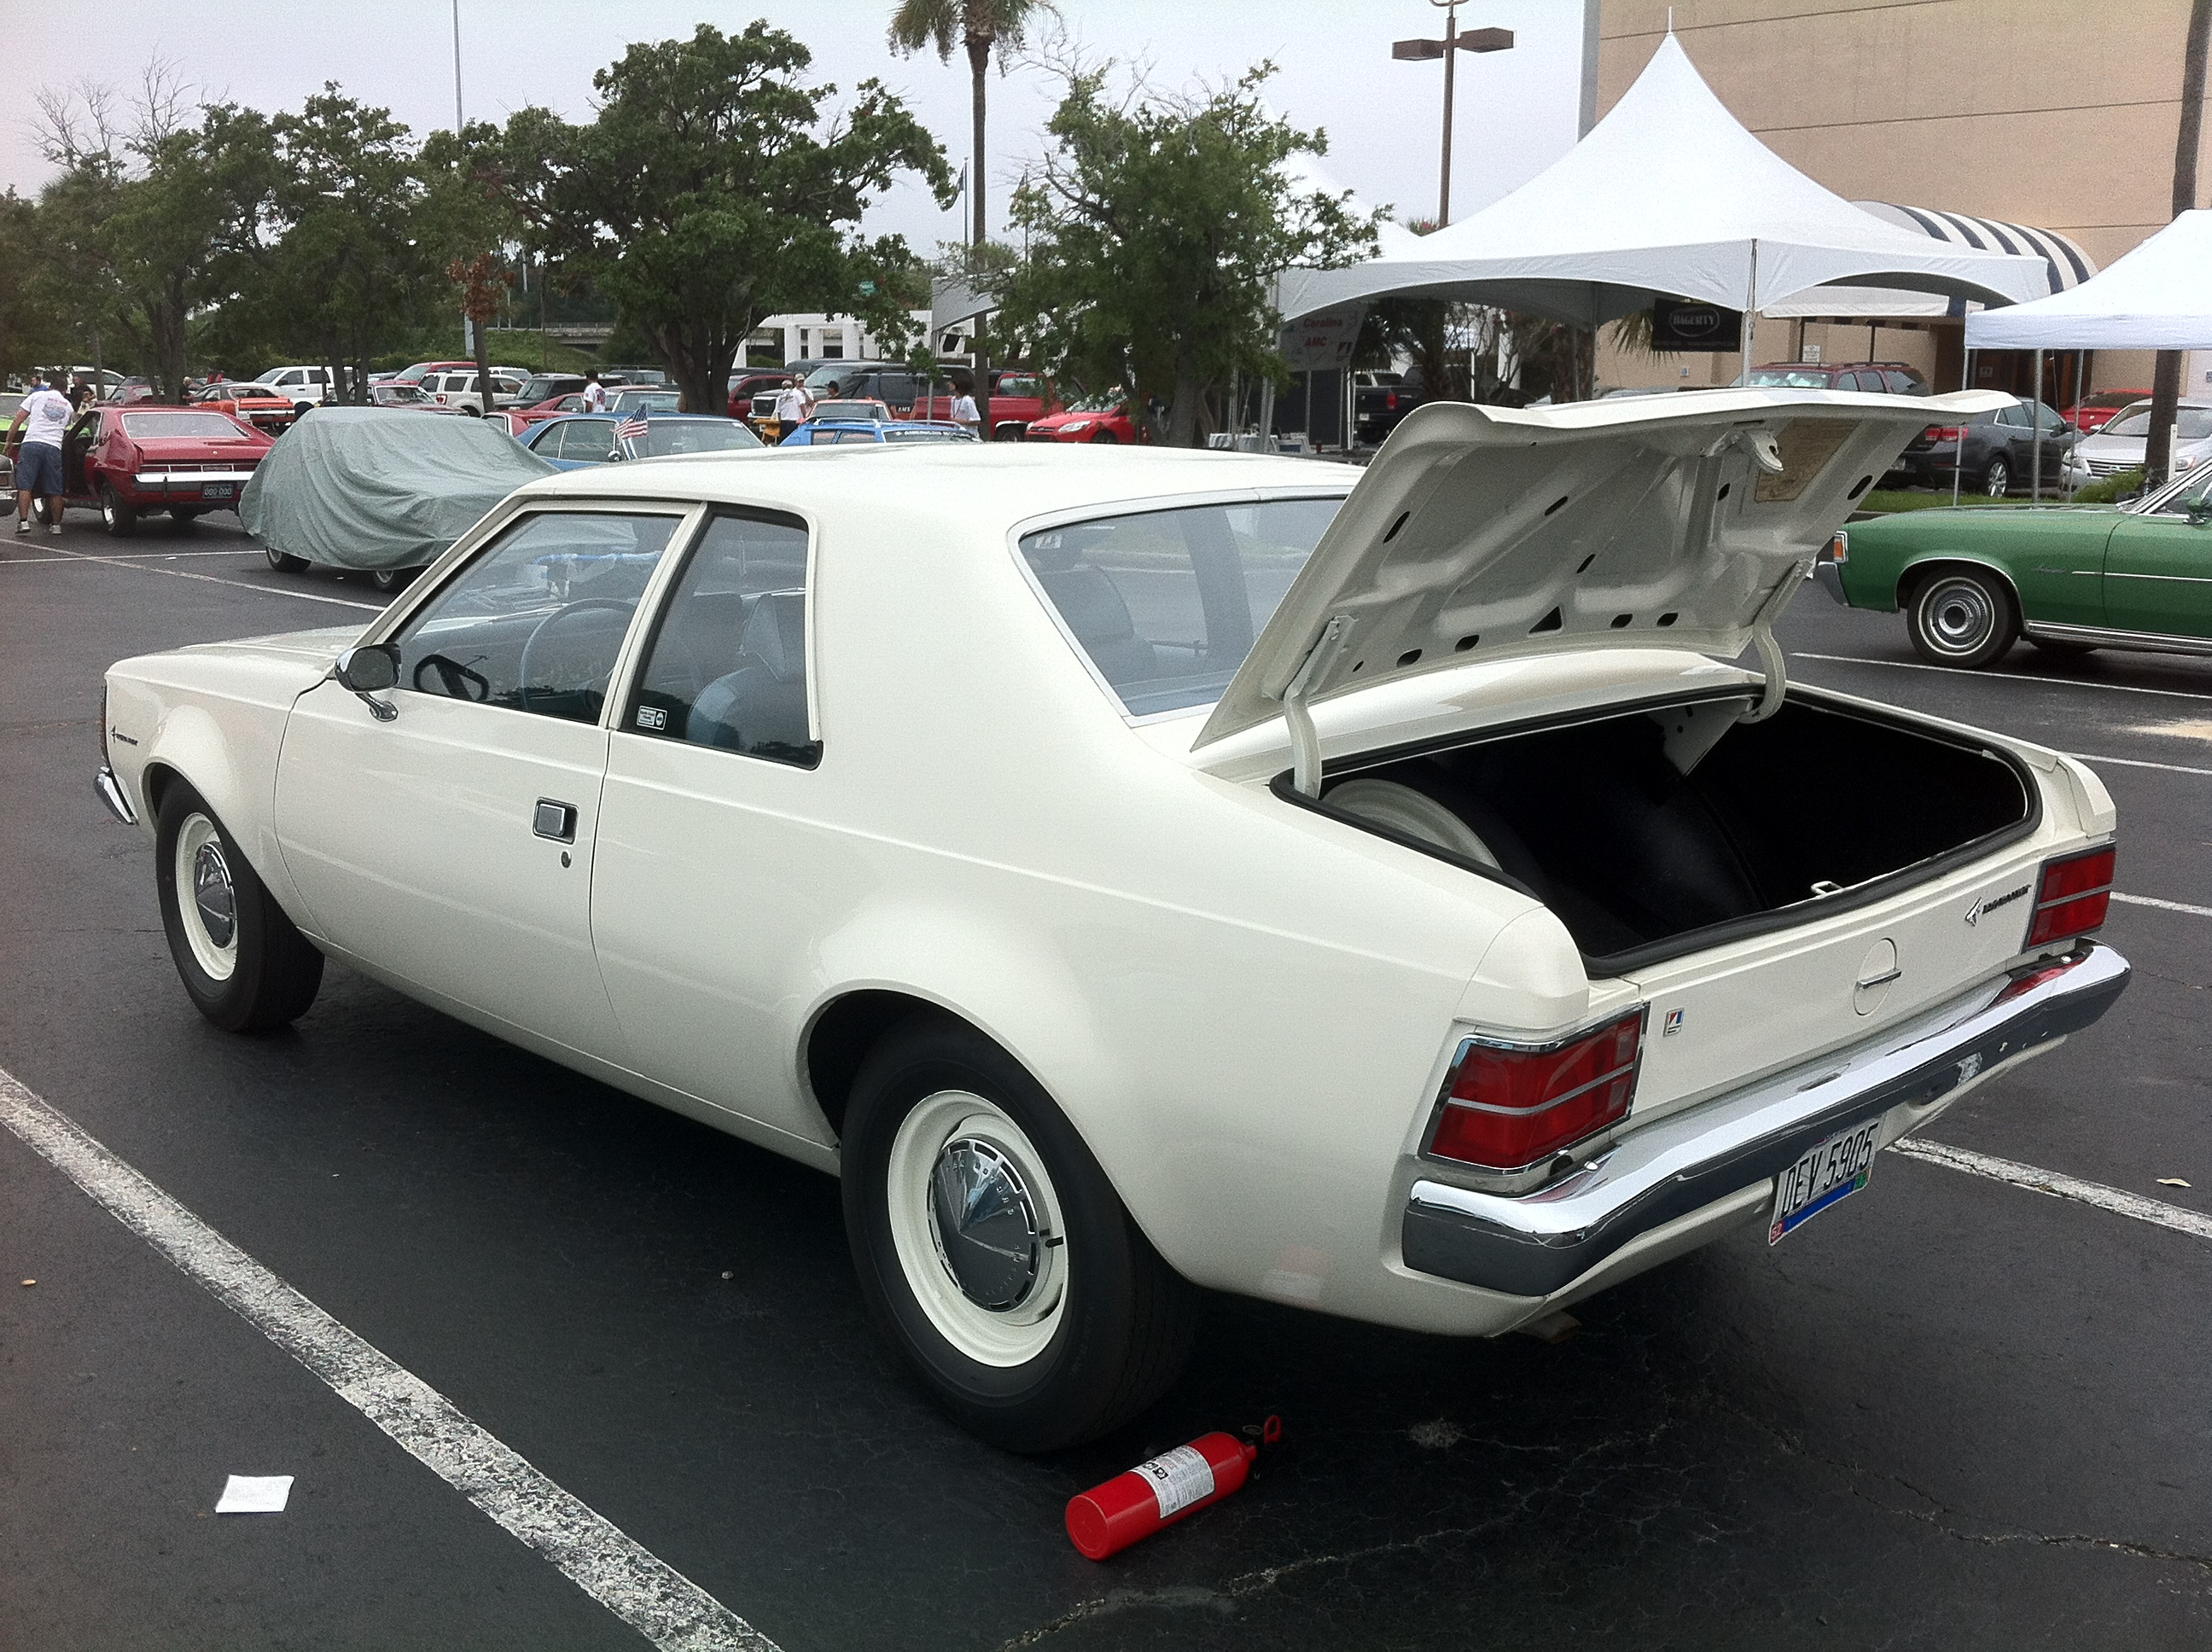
[155,782,275,1031]
[842,1019,1149,1449]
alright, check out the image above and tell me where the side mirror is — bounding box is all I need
[334,643,400,719]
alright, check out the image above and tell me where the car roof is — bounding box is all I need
[515,444,1347,526]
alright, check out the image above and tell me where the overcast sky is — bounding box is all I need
[0,0,1587,249]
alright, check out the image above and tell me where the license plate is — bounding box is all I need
[1769,1117,1883,1245]
[201,482,235,499]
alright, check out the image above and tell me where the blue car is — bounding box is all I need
[778,418,978,447]
[517,410,763,469]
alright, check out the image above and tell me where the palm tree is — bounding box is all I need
[888,0,1050,439]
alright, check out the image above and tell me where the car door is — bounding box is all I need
[273,505,693,1061]
[589,508,830,1141]
[2102,472,2212,638]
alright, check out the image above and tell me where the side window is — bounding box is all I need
[626,510,817,767]
[1880,370,1918,395]
[568,419,617,462]
[390,510,682,724]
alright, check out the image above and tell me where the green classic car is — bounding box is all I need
[1819,466,2212,667]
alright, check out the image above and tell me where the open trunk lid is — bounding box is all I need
[1193,387,2011,772]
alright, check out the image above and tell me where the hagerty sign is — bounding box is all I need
[1652,296,1743,352]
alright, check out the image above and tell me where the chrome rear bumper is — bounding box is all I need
[1402,943,2128,1298]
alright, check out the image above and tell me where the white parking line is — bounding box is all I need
[1891,1137,2212,1243]
[2070,752,2212,777]
[2111,892,2212,919]
[0,549,265,564]
[1792,651,2212,702]
[0,1066,777,1652]
[41,545,383,611]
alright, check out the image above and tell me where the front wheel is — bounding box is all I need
[1907,568,2018,667]
[154,781,324,1032]
[99,485,135,537]
[841,1016,1197,1452]
[1088,429,1119,445]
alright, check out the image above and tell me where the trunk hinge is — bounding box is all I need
[1739,561,1807,724]
[1279,614,1351,797]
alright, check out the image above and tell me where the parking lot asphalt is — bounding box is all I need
[3,512,2208,1650]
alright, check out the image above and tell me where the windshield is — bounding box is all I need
[611,391,681,414]
[1743,369,1836,389]
[375,384,434,404]
[804,365,870,389]
[122,411,254,439]
[637,420,763,456]
[2105,406,2212,440]
[1020,496,1347,716]
[994,375,1048,398]
[812,400,887,422]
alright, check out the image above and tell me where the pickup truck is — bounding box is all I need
[910,369,1062,439]
[1354,369,1423,445]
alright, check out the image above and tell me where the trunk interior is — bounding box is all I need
[1304,692,2036,972]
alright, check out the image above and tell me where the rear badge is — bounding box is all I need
[1662,1009,1685,1037]
[1965,883,2030,927]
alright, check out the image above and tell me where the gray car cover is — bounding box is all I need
[240,405,557,570]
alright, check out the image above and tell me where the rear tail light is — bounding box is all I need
[1425,1009,1645,1171]
[1386,392,1399,410]
[2025,844,2115,948]
[1925,425,1964,442]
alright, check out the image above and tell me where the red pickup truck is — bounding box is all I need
[5,403,271,534]
[910,369,1062,438]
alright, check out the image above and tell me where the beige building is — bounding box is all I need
[1592,0,2211,405]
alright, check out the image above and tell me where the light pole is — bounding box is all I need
[1392,3,1514,227]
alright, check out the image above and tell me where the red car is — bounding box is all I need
[1024,398,1144,445]
[190,381,300,437]
[2062,388,2153,433]
[6,403,272,535]
[501,393,596,436]
[911,369,1063,438]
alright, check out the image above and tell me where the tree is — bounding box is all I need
[998,62,1379,445]
[888,0,1052,439]
[2147,0,2212,486]
[532,23,952,415]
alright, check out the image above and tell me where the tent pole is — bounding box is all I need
[2031,346,2044,503]
[1743,239,1759,375]
[1953,337,1970,508]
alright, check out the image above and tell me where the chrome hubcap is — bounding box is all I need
[174,813,239,981]
[1924,581,1994,654]
[928,1137,1044,1310]
[886,1091,1067,1366]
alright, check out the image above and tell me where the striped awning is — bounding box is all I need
[1763,203,2098,319]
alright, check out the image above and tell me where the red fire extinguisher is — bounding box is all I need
[1065,1416,1283,1561]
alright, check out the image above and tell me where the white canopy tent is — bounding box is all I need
[1965,210,2212,350]
[1275,33,2050,338]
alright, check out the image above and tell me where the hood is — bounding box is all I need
[1194,387,2011,754]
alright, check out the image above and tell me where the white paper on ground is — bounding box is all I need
[215,1475,294,1514]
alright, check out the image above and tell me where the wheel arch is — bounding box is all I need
[135,700,313,928]
[1895,553,2024,615]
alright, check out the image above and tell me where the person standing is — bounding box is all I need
[949,377,981,437]
[67,374,93,412]
[10,372,73,536]
[772,378,810,440]
[582,370,608,413]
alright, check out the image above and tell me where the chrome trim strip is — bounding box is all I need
[2024,620,2212,658]
[133,470,258,486]
[2105,569,2212,585]
[95,765,138,826]
[1401,944,2129,1298]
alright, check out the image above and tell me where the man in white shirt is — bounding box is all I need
[772,381,810,439]
[949,380,981,436]
[10,373,73,535]
[581,371,608,413]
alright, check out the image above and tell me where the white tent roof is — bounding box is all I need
[1965,210,2212,350]
[1763,203,2097,319]
[1277,34,2049,327]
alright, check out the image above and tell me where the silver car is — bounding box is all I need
[2064,398,2212,488]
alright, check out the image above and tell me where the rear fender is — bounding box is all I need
[1897,552,2023,615]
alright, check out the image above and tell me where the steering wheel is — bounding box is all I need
[517,598,637,715]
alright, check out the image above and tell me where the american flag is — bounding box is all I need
[615,416,649,442]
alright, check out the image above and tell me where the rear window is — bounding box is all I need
[122,412,253,439]
[1745,368,1836,389]
[637,420,763,457]
[1019,497,1345,717]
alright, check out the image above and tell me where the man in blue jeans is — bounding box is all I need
[11,372,73,536]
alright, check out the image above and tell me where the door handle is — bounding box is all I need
[533,799,578,843]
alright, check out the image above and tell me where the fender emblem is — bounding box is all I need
[1662,1009,1685,1037]
[1965,883,2030,927]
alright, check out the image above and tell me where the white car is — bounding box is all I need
[418,367,529,416]
[96,392,2128,1451]
[262,365,337,410]
[2064,398,2212,488]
